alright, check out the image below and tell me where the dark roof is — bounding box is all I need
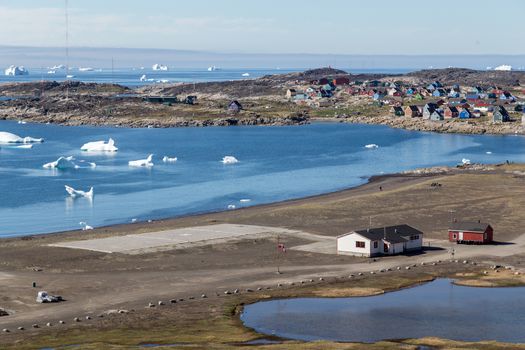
[353,224,423,244]
[449,221,491,233]
[407,105,420,112]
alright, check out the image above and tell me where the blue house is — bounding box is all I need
[459,109,471,119]
[432,88,446,97]
[373,92,385,100]
[448,90,460,98]
[430,110,444,121]
[406,88,415,95]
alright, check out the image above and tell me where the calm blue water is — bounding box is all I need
[0,67,411,87]
[241,279,525,343]
[1,121,525,237]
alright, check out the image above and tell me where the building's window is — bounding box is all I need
[373,241,378,248]
[410,235,419,240]
[452,233,457,239]
[356,241,365,248]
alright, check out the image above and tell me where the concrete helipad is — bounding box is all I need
[49,224,303,254]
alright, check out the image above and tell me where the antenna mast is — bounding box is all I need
[65,0,69,101]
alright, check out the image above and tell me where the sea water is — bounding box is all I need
[1,121,525,237]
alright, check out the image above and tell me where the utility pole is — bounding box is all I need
[276,233,281,274]
[65,0,69,103]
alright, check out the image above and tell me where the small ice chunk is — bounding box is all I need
[227,204,236,209]
[140,74,147,82]
[65,185,93,199]
[241,73,250,77]
[239,199,251,203]
[364,144,379,149]
[4,65,29,76]
[80,138,118,152]
[43,156,79,170]
[494,65,512,71]
[162,156,178,163]
[462,158,471,165]
[78,67,94,72]
[79,222,93,230]
[222,156,239,164]
[486,151,492,154]
[129,154,154,167]
[17,120,27,124]
[152,64,168,71]
[0,131,43,144]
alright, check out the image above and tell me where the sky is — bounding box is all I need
[0,0,524,55]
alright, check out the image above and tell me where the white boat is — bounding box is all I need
[65,185,93,198]
[80,138,118,152]
[129,154,154,167]
[221,156,239,164]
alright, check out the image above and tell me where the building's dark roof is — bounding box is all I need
[353,224,423,244]
[449,221,491,233]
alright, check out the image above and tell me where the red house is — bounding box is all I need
[448,221,493,244]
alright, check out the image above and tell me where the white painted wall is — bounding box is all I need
[337,232,372,257]
[405,235,423,251]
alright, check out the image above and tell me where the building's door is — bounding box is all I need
[459,232,464,241]
[384,243,389,253]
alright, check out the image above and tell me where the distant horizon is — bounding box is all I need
[1,45,524,71]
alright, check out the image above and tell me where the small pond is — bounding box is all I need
[241,279,525,343]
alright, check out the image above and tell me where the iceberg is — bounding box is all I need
[162,156,178,163]
[227,204,236,209]
[80,138,118,152]
[152,64,168,71]
[66,74,75,79]
[43,156,95,170]
[239,199,251,203]
[461,158,471,165]
[140,74,147,82]
[486,151,492,155]
[0,131,43,144]
[17,120,26,124]
[50,64,65,70]
[65,185,93,198]
[157,79,169,83]
[208,66,220,71]
[129,154,154,167]
[364,144,379,149]
[47,70,56,74]
[4,65,29,76]
[494,65,512,71]
[221,156,239,164]
[78,67,94,72]
[241,72,250,77]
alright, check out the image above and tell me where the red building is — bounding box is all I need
[448,221,493,244]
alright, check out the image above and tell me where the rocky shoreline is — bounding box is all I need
[321,114,525,135]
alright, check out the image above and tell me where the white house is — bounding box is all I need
[337,224,423,257]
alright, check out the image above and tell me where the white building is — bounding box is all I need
[337,224,423,257]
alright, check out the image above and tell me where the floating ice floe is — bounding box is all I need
[80,138,118,152]
[47,70,56,74]
[66,74,75,79]
[486,151,492,155]
[227,204,236,209]
[222,156,239,164]
[79,221,93,230]
[494,65,512,71]
[50,64,65,70]
[4,65,29,76]
[157,79,169,83]
[241,72,250,77]
[364,144,379,149]
[239,199,251,203]
[461,158,471,165]
[162,156,178,163]
[17,120,26,124]
[43,156,96,170]
[152,64,168,71]
[78,67,94,72]
[140,74,147,81]
[0,131,43,144]
[12,144,33,149]
[208,66,219,71]
[65,185,93,198]
[129,154,154,167]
